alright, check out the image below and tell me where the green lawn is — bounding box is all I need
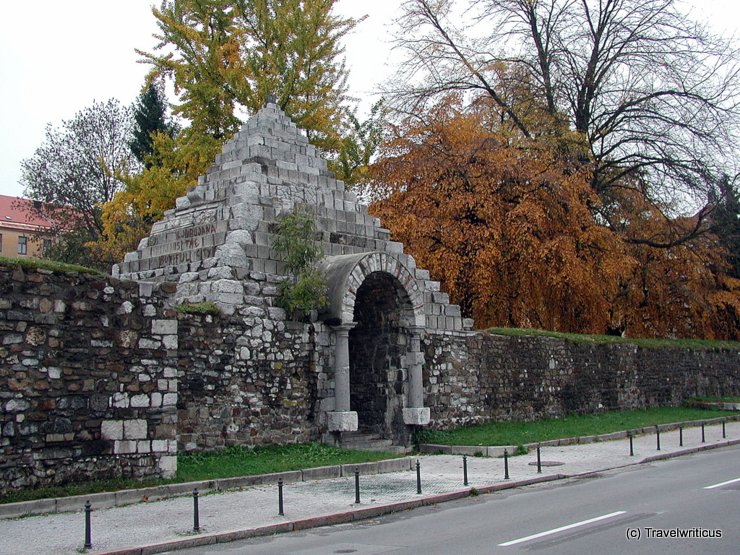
[176,443,401,482]
[416,407,736,447]
[0,443,402,505]
[689,396,740,403]
[487,327,740,350]
[0,254,103,276]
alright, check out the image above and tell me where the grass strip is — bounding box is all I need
[486,327,740,350]
[0,443,401,505]
[416,407,736,447]
[688,395,740,403]
[176,443,400,482]
[0,255,103,276]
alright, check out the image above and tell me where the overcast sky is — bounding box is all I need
[0,0,737,199]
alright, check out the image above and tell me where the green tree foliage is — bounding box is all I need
[93,0,361,264]
[331,99,387,187]
[710,176,740,279]
[20,99,137,269]
[139,0,359,152]
[272,207,328,316]
[130,81,178,167]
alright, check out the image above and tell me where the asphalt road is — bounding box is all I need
[168,444,739,555]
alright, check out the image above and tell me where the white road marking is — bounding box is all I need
[498,511,627,547]
[704,477,740,490]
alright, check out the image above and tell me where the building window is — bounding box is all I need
[18,236,27,255]
[0,233,3,253]
[43,238,52,255]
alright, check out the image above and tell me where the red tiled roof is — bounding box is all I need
[0,195,55,232]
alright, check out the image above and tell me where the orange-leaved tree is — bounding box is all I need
[369,96,739,339]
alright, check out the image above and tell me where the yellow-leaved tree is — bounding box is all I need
[93,0,360,263]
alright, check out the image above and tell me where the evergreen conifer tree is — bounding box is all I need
[130,81,175,167]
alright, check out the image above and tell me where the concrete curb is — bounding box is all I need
[92,474,569,555]
[419,415,740,456]
[0,457,415,520]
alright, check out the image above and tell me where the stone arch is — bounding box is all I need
[319,252,430,443]
[318,252,426,327]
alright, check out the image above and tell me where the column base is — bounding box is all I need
[327,411,358,432]
[403,407,431,426]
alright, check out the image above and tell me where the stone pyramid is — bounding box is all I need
[114,99,471,332]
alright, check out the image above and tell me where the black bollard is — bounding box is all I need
[278,479,284,516]
[354,468,360,504]
[536,445,542,474]
[701,422,706,443]
[504,449,510,479]
[722,418,726,439]
[193,489,200,532]
[628,431,634,457]
[679,425,683,447]
[656,426,661,451]
[83,500,92,550]
[463,455,468,486]
[416,460,422,494]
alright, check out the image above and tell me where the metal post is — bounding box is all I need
[193,489,200,532]
[83,501,92,550]
[628,431,634,457]
[701,422,705,443]
[463,455,468,486]
[722,418,726,439]
[679,425,683,447]
[278,479,284,516]
[416,460,422,494]
[536,445,542,473]
[656,426,661,451]
[354,468,360,504]
[504,449,510,479]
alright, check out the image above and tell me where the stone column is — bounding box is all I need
[327,323,358,432]
[403,326,431,426]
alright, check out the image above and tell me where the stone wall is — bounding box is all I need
[2,263,738,494]
[176,307,319,451]
[423,331,740,428]
[0,264,178,495]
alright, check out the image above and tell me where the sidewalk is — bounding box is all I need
[1,421,738,555]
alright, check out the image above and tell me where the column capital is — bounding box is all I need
[330,322,357,335]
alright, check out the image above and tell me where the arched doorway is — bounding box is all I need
[319,252,430,445]
[349,272,414,443]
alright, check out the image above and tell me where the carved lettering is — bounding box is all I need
[158,246,216,267]
[175,223,216,241]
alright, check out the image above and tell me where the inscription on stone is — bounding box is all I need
[158,245,217,267]
[176,224,216,240]
[156,224,218,266]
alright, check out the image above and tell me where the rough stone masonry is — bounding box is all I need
[1,100,737,495]
[114,98,474,448]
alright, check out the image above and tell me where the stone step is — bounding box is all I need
[339,432,410,454]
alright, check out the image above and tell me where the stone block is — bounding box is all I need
[402,407,431,426]
[114,440,138,454]
[130,394,150,408]
[101,420,123,440]
[123,419,148,439]
[152,319,177,335]
[163,335,178,350]
[138,338,161,349]
[326,411,358,432]
[158,455,177,478]
[163,393,178,406]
